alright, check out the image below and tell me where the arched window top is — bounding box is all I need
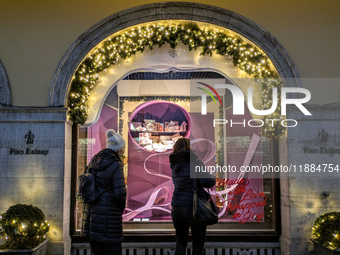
[49,2,300,109]
[0,60,12,106]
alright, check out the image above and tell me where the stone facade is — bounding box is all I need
[1,2,339,255]
[282,104,340,254]
[2,106,339,254]
[0,108,72,255]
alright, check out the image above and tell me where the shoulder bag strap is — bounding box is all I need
[193,176,212,198]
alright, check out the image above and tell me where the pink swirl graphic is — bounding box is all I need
[123,186,173,221]
[123,134,259,221]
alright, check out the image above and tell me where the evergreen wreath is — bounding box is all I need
[312,212,340,250]
[68,22,284,136]
[0,204,49,250]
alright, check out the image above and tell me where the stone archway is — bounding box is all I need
[50,3,297,254]
[0,60,12,106]
[49,2,301,108]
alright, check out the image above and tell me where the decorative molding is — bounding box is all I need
[0,59,12,106]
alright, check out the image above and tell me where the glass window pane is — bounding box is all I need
[74,79,277,234]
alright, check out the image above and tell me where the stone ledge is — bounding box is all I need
[287,103,340,120]
[0,107,69,123]
[0,107,68,113]
[46,242,65,255]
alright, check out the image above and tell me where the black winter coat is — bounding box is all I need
[170,150,215,207]
[81,148,127,243]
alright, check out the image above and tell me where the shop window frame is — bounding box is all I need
[70,124,281,243]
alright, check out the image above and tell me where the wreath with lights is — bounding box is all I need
[312,212,340,250]
[68,22,284,136]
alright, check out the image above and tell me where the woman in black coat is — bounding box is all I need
[170,138,215,255]
[81,129,127,255]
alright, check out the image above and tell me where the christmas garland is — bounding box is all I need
[68,22,284,136]
[312,212,340,249]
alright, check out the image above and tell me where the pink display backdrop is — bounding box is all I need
[220,103,265,224]
[87,105,118,163]
[124,101,194,221]
[123,110,216,221]
[87,101,267,224]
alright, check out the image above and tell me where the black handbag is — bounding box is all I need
[192,178,218,225]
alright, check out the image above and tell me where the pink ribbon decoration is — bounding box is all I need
[123,138,216,221]
[123,186,173,221]
[123,134,259,221]
[143,151,173,180]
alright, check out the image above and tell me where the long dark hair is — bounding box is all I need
[172,138,191,154]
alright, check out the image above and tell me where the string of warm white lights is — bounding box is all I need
[0,208,50,249]
[68,22,284,136]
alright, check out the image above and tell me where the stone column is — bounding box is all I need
[281,105,340,255]
[0,108,72,255]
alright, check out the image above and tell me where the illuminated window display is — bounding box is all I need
[75,76,279,237]
[125,101,191,222]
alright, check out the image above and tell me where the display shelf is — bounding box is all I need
[128,101,191,153]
